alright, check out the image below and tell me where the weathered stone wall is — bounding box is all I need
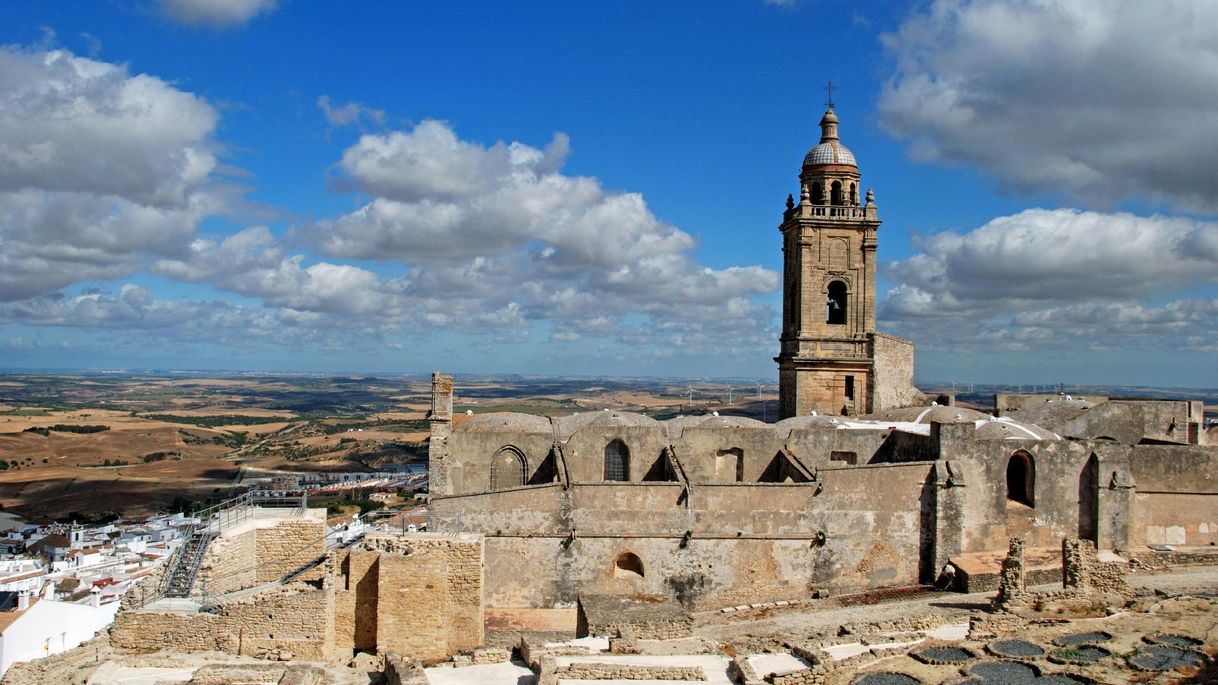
[372,535,484,663]
[195,515,326,597]
[330,534,484,664]
[198,526,257,595]
[576,595,692,639]
[0,634,110,685]
[1128,445,1218,547]
[870,332,919,412]
[1061,538,1130,596]
[256,519,326,584]
[432,462,930,609]
[111,582,332,660]
[553,663,704,680]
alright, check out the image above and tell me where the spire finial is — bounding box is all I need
[824,81,837,110]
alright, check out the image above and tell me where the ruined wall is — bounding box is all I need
[116,533,483,666]
[431,462,931,609]
[870,332,918,412]
[1128,445,1218,547]
[937,426,1105,553]
[198,525,257,595]
[331,534,484,664]
[195,514,326,596]
[111,582,333,660]
[373,536,483,663]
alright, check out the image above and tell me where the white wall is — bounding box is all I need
[0,599,119,676]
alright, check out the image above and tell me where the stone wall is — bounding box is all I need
[576,595,693,640]
[0,634,110,685]
[111,582,333,660]
[553,663,704,680]
[870,332,919,412]
[434,461,930,610]
[331,533,484,664]
[1062,538,1130,597]
[1128,445,1218,547]
[196,514,326,597]
[113,533,483,666]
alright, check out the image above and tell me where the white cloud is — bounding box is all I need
[879,0,1218,212]
[883,208,1218,320]
[158,0,278,28]
[880,208,1218,358]
[0,46,232,302]
[306,120,778,348]
[317,95,386,128]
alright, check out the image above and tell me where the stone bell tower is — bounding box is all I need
[776,100,912,418]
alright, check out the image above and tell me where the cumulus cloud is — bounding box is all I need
[879,0,1218,212]
[307,120,778,347]
[158,0,278,28]
[0,46,230,302]
[883,209,1218,319]
[880,208,1218,356]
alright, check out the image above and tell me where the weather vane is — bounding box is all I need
[824,81,837,109]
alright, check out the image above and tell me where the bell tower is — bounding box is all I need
[776,100,882,418]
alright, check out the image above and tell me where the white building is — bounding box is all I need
[0,596,118,676]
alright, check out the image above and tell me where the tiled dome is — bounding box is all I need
[803,141,856,167]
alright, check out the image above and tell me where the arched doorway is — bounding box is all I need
[1005,451,1036,539]
[604,439,630,481]
[1078,454,1099,543]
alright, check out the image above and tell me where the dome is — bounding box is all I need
[802,107,857,168]
[453,411,552,434]
[803,141,856,167]
[553,410,658,442]
[663,414,768,439]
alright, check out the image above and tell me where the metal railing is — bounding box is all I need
[137,492,309,608]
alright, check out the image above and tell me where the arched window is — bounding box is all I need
[604,439,630,481]
[489,447,527,490]
[613,552,644,579]
[849,183,858,205]
[810,181,823,204]
[826,281,847,325]
[1006,452,1035,506]
[830,180,843,206]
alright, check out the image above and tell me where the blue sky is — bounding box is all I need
[1,0,1216,387]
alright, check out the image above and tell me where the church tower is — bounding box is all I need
[776,101,896,418]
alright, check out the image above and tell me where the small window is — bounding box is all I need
[830,451,857,465]
[811,181,823,204]
[613,552,644,579]
[845,375,855,401]
[831,180,843,206]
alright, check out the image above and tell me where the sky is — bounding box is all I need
[1,0,1216,387]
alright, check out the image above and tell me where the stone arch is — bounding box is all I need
[826,280,847,325]
[849,182,858,205]
[604,439,630,481]
[489,446,527,491]
[1006,451,1035,507]
[830,180,843,205]
[613,551,644,579]
[810,181,823,204]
